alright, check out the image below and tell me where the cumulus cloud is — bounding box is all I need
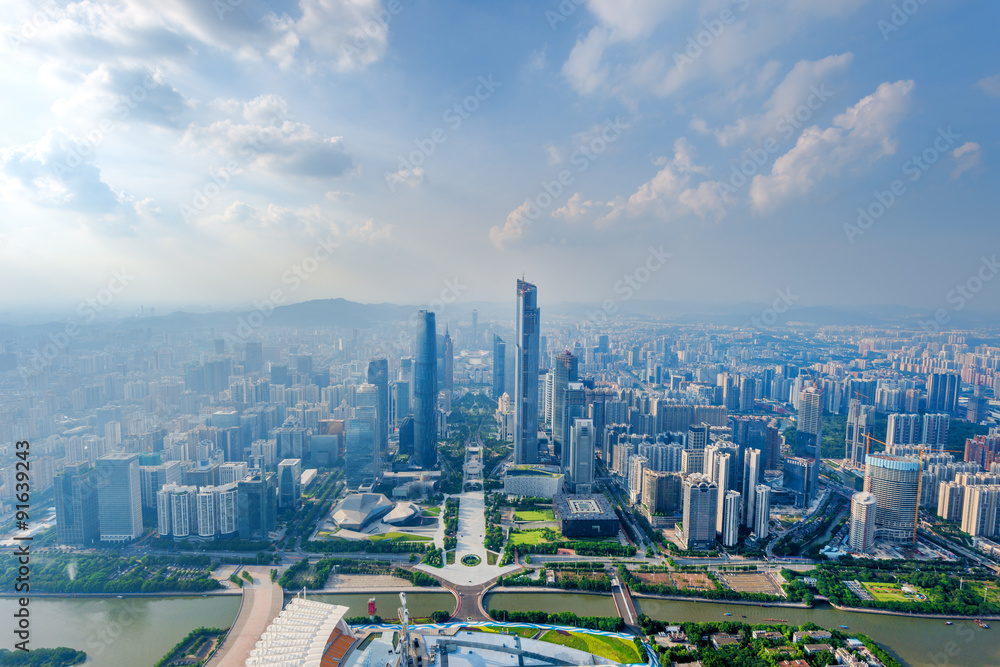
[0,129,146,233]
[952,142,982,179]
[710,53,852,147]
[600,137,725,224]
[749,80,915,212]
[553,193,600,222]
[181,96,353,179]
[52,65,192,128]
[385,167,424,191]
[348,218,392,242]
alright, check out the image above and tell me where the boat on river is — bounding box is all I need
[974,619,989,629]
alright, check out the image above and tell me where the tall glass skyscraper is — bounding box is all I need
[515,279,540,464]
[367,358,389,477]
[492,334,505,399]
[414,310,438,468]
[552,350,578,452]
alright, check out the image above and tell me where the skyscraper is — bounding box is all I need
[887,413,920,446]
[439,327,454,391]
[492,335,506,399]
[792,386,823,505]
[552,351,579,451]
[742,448,762,529]
[753,484,771,539]
[849,491,877,553]
[514,279,540,464]
[560,382,587,471]
[681,473,718,550]
[277,458,303,509]
[414,310,438,468]
[721,490,741,547]
[927,372,959,414]
[846,399,875,467]
[921,413,950,450]
[237,471,277,540]
[96,452,142,542]
[367,358,389,476]
[864,454,920,543]
[568,418,595,493]
[54,462,100,546]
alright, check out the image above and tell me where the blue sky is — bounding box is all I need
[0,0,997,314]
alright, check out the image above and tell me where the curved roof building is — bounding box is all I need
[331,493,393,530]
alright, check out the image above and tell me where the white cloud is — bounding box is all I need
[976,74,1000,98]
[711,53,852,146]
[562,27,612,96]
[952,142,982,179]
[181,96,353,179]
[749,80,915,212]
[553,193,599,222]
[586,0,679,40]
[0,129,145,233]
[348,218,392,242]
[489,200,533,249]
[600,137,724,224]
[385,166,424,190]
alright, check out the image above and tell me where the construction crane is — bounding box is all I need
[863,432,925,544]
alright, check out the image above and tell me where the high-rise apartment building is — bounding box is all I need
[849,491,877,553]
[753,484,771,539]
[681,473,718,550]
[927,372,959,414]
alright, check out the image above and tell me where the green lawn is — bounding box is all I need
[514,509,555,522]
[422,506,441,516]
[539,630,641,664]
[486,551,498,565]
[510,529,562,546]
[369,532,432,543]
[862,582,932,603]
[466,625,537,639]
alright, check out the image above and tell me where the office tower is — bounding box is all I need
[568,418,595,493]
[471,309,478,346]
[714,452,734,534]
[543,371,554,429]
[514,279,540,464]
[552,351,579,451]
[293,354,313,381]
[681,474,718,550]
[721,491,741,546]
[344,418,375,488]
[219,461,249,486]
[54,462,100,546]
[96,452,142,542]
[793,386,823,504]
[846,399,875,467]
[921,413,950,450]
[687,423,710,451]
[927,372,960,414]
[753,484,771,539]
[742,448,762,528]
[782,456,815,508]
[414,310,438,468]
[887,413,920,446]
[398,416,414,456]
[237,471,277,540]
[439,328,454,391]
[274,417,308,460]
[738,376,756,413]
[561,382,587,469]
[367,358,389,476]
[399,356,414,407]
[244,341,263,374]
[642,470,682,516]
[277,458,303,509]
[764,420,781,470]
[849,491,877,553]
[682,449,704,475]
[864,454,920,543]
[269,362,290,387]
[492,335,506,399]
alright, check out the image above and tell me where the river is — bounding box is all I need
[0,592,456,666]
[484,591,998,667]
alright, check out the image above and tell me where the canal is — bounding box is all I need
[484,591,998,667]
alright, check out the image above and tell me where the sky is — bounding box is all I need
[0,0,998,316]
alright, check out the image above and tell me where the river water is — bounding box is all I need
[484,591,998,667]
[4,590,994,667]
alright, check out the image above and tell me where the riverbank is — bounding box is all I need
[827,600,1000,621]
[0,590,242,598]
[632,592,810,609]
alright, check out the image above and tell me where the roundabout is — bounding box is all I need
[460,554,481,567]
